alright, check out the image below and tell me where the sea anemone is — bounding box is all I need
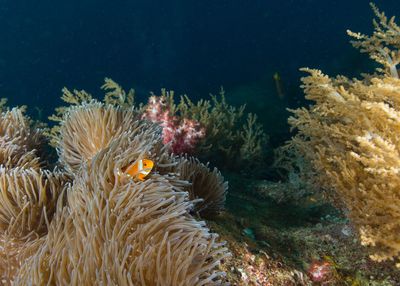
[55,101,140,174]
[0,167,65,237]
[175,156,228,217]
[15,117,229,285]
[0,107,44,169]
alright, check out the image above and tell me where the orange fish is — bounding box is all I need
[123,159,154,181]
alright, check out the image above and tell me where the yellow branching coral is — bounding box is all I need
[48,88,93,125]
[288,4,400,264]
[239,113,266,164]
[347,3,400,78]
[0,98,8,111]
[170,87,268,169]
[102,77,135,108]
[175,156,228,217]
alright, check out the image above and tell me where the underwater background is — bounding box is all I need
[1,0,400,285]
[0,0,398,147]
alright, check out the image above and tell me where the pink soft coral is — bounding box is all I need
[142,95,205,154]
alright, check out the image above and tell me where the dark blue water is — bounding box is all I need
[0,0,398,145]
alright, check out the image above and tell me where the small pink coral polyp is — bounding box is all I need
[307,260,333,283]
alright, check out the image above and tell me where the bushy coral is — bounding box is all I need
[50,80,267,172]
[288,4,400,264]
[142,94,205,154]
[142,87,268,171]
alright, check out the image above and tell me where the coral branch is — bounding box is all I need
[289,4,400,265]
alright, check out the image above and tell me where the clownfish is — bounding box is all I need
[122,159,154,181]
